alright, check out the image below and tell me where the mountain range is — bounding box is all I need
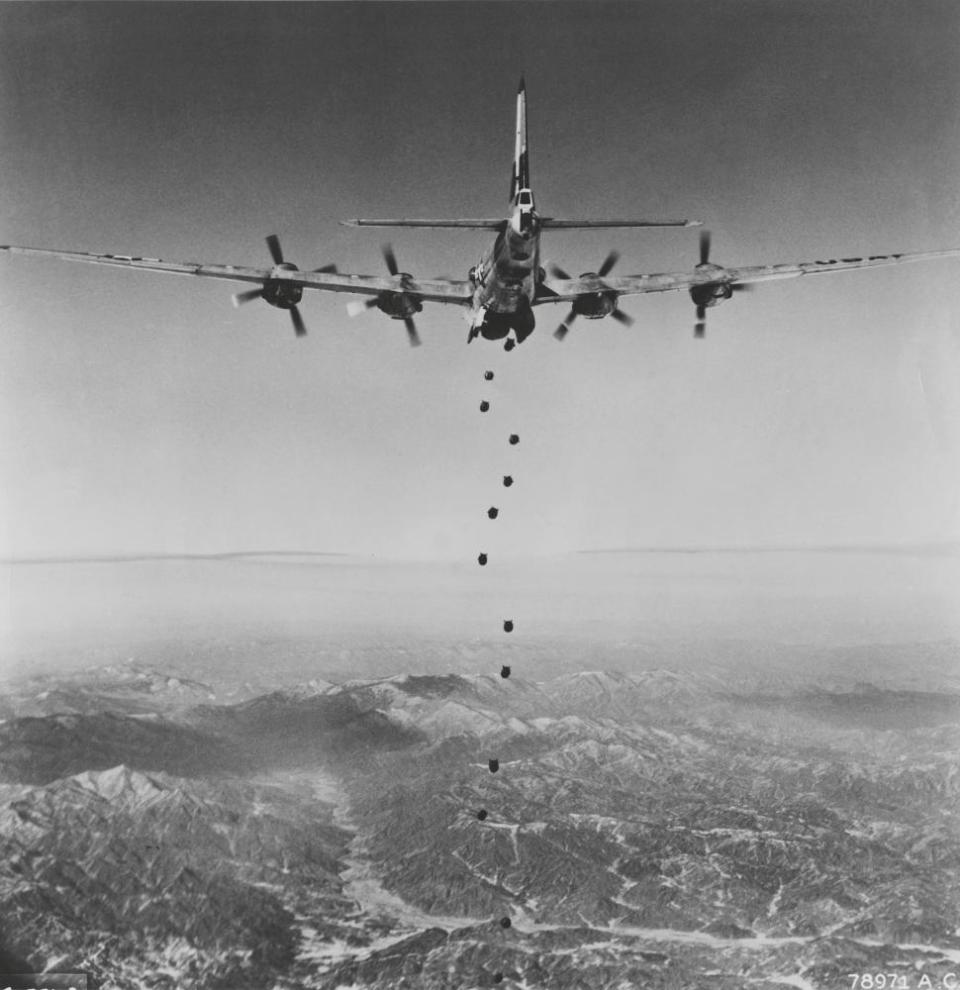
[1,655,958,988]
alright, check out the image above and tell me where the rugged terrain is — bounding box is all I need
[1,651,958,989]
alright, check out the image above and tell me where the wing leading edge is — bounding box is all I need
[0,244,473,305]
[539,248,960,303]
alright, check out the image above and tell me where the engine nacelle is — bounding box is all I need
[376,289,423,320]
[689,281,732,310]
[261,265,304,310]
[572,289,618,320]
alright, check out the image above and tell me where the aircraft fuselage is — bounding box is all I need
[469,194,541,344]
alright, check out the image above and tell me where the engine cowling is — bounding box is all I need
[572,278,618,319]
[261,263,304,310]
[376,282,423,320]
[689,279,732,311]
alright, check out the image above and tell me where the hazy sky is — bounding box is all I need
[1,1,959,560]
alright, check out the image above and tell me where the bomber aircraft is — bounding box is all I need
[2,78,960,349]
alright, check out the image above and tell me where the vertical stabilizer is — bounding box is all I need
[510,76,529,204]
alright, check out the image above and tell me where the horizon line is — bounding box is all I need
[579,541,960,556]
[0,550,355,566]
[2,541,958,565]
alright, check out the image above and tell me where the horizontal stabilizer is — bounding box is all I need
[541,218,701,229]
[343,217,699,229]
[341,219,505,229]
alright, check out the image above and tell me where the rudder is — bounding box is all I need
[510,77,529,204]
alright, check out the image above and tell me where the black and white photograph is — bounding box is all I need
[1,2,959,987]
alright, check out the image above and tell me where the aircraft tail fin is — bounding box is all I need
[510,76,529,204]
[344,78,700,230]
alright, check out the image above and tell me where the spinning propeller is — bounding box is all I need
[549,250,634,341]
[692,230,750,338]
[345,244,422,346]
[232,235,337,337]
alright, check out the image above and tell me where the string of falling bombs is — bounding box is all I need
[476,367,521,986]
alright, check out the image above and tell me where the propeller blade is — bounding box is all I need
[382,243,399,276]
[312,263,338,274]
[346,297,379,318]
[730,283,753,293]
[289,306,307,337]
[611,307,634,327]
[694,304,707,338]
[403,317,422,347]
[232,287,264,307]
[266,234,284,266]
[548,262,571,280]
[699,229,711,266]
[553,308,578,341]
[597,250,620,278]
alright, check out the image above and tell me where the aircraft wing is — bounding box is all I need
[0,245,473,305]
[538,248,960,302]
[343,218,700,229]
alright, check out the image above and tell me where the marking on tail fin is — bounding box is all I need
[510,76,529,203]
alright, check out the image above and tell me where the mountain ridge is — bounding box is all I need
[1,660,957,987]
